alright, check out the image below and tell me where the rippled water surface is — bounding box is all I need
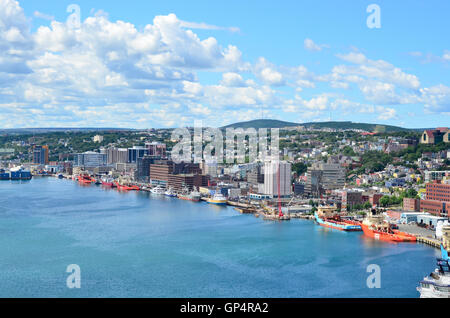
[0,178,438,297]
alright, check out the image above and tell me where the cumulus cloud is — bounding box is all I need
[253,58,285,86]
[0,0,33,75]
[334,52,420,89]
[220,72,246,87]
[179,19,240,33]
[377,107,397,120]
[419,84,450,114]
[304,38,328,52]
[409,50,450,64]
[33,11,54,21]
[443,51,450,61]
[0,0,448,128]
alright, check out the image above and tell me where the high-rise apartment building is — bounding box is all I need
[74,151,107,167]
[305,162,346,197]
[32,145,49,165]
[106,147,128,164]
[146,142,167,157]
[128,146,149,163]
[263,161,292,197]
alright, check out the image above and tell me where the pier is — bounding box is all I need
[397,224,442,249]
[416,236,442,249]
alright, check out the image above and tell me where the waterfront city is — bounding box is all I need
[1,0,450,302]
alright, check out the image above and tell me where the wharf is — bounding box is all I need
[416,236,441,249]
[397,224,442,249]
[227,200,252,208]
[257,211,291,221]
[290,213,315,220]
[234,207,257,214]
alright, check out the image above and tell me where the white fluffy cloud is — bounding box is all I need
[443,51,450,61]
[334,52,420,90]
[419,84,450,114]
[304,38,328,52]
[0,0,448,128]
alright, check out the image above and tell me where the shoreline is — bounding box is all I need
[3,175,444,251]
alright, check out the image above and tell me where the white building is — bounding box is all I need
[93,135,104,143]
[106,147,128,164]
[74,151,107,167]
[263,161,292,197]
[202,160,218,177]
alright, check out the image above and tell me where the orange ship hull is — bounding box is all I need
[178,196,200,202]
[78,175,93,184]
[114,182,140,191]
[361,223,416,242]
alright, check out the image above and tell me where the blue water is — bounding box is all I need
[0,178,439,298]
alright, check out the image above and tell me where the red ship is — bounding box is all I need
[361,209,416,242]
[77,174,94,184]
[114,182,140,191]
[102,181,115,187]
[101,178,116,187]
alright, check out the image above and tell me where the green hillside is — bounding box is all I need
[222,119,300,129]
[222,119,410,132]
[302,121,408,132]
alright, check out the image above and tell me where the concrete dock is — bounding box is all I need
[398,224,442,249]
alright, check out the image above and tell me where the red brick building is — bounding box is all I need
[426,182,450,202]
[342,191,363,211]
[419,181,450,217]
[370,193,384,206]
[403,197,420,211]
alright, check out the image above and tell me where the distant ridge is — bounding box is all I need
[221,119,410,132]
[222,119,299,129]
[0,127,134,134]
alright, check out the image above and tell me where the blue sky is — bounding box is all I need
[1,0,449,128]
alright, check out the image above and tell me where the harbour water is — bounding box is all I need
[0,178,440,298]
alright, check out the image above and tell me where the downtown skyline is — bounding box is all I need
[1,0,449,129]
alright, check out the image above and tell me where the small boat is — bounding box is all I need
[361,209,416,242]
[58,174,64,179]
[78,174,94,184]
[315,205,362,231]
[151,186,165,195]
[207,192,227,205]
[165,187,177,197]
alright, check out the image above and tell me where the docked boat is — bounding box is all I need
[165,187,177,197]
[207,192,227,205]
[78,174,94,184]
[315,205,362,231]
[361,209,416,242]
[417,244,450,298]
[114,181,140,191]
[101,177,116,187]
[178,187,201,202]
[151,186,165,195]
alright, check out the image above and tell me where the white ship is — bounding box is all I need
[151,185,165,195]
[165,187,177,197]
[417,245,450,298]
